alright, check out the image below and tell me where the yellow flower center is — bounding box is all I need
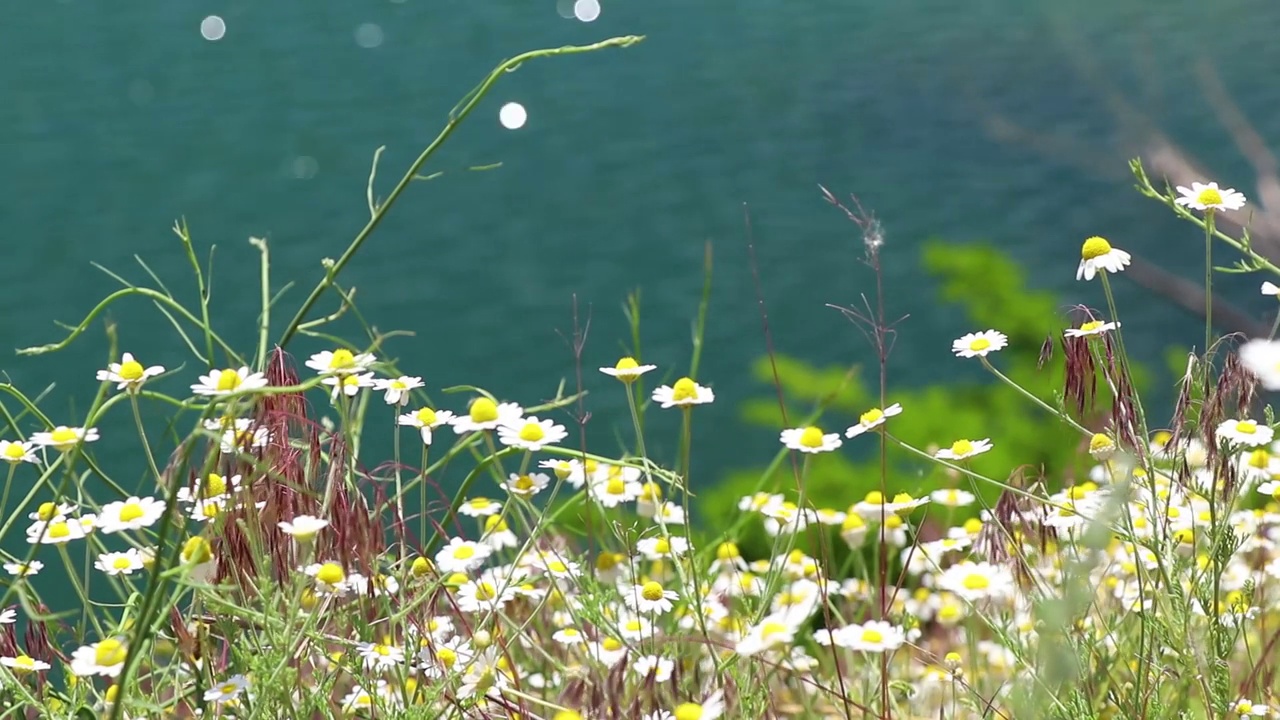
[596,552,623,571]
[950,439,974,456]
[864,491,884,504]
[716,542,739,560]
[415,407,437,425]
[1249,449,1270,468]
[641,581,665,601]
[48,522,70,539]
[483,516,507,532]
[674,704,705,720]
[11,655,36,671]
[437,647,457,667]
[606,478,625,495]
[119,502,144,523]
[95,639,127,667]
[514,475,536,491]
[968,338,991,352]
[518,423,545,443]
[204,474,228,497]
[639,482,662,501]
[49,427,78,445]
[760,621,787,641]
[118,359,145,381]
[469,398,498,423]
[861,628,884,644]
[1197,187,1224,207]
[615,357,639,371]
[652,538,670,554]
[315,563,345,586]
[468,498,491,510]
[215,369,242,392]
[547,560,568,573]
[328,349,355,370]
[798,427,826,448]
[112,557,133,570]
[1,444,23,460]
[475,581,497,600]
[36,502,57,521]
[1081,236,1113,260]
[859,408,884,425]
[842,514,865,531]
[453,545,475,560]
[962,573,990,591]
[671,377,698,402]
[374,644,392,657]
[1089,434,1113,452]
[1236,421,1259,435]
[219,682,239,694]
[624,619,642,632]
[182,537,212,564]
[602,637,623,651]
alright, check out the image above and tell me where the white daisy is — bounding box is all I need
[451,399,523,434]
[502,472,551,498]
[590,472,643,508]
[779,426,842,454]
[623,581,678,615]
[852,491,929,519]
[188,498,228,523]
[434,537,492,574]
[833,620,907,653]
[1065,320,1120,338]
[3,560,42,577]
[496,416,568,452]
[397,406,455,445]
[1217,419,1274,448]
[667,691,725,720]
[735,613,799,657]
[600,356,657,382]
[1077,236,1131,281]
[631,655,674,683]
[1240,339,1280,390]
[455,578,517,614]
[204,418,271,455]
[373,375,423,406]
[27,517,86,545]
[1175,181,1246,212]
[95,549,146,576]
[98,496,166,534]
[457,497,502,517]
[357,642,406,670]
[305,348,376,376]
[176,472,241,504]
[96,352,164,392]
[552,627,586,645]
[952,330,1008,358]
[935,438,993,460]
[30,426,99,452]
[936,561,1016,601]
[652,377,715,408]
[321,371,375,399]
[203,674,250,703]
[278,515,329,541]
[191,367,268,396]
[636,535,689,560]
[929,488,976,507]
[1263,282,1280,298]
[845,403,902,438]
[0,654,51,673]
[0,440,38,464]
[481,516,519,550]
[69,638,128,677]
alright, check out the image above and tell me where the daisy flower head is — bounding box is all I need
[846,403,902,438]
[0,440,37,465]
[497,416,568,451]
[176,472,241,504]
[652,377,714,409]
[204,674,250,703]
[937,560,1016,602]
[590,468,643,508]
[357,641,406,670]
[27,516,84,545]
[70,637,128,677]
[96,352,164,392]
[952,330,1008,358]
[278,515,329,541]
[95,549,146,576]
[397,406,455,445]
[1065,320,1120,338]
[191,366,268,397]
[834,620,906,653]
[669,691,726,720]
[930,488,976,507]
[458,497,502,517]
[434,537,492,574]
[373,375,423,406]
[30,425,99,453]
[98,496,165,534]
[1217,419,1274,448]
[632,655,675,683]
[451,398,523,434]
[624,580,679,615]
[852,490,929,519]
[502,472,551,498]
[205,418,272,455]
[735,612,799,657]
[636,535,689,560]
[455,578,517,614]
[321,371,375,399]
[779,426,842,454]
[1077,236,1131,281]
[600,356,657,382]
[935,438,993,461]
[305,348,376,376]
[1240,339,1280,390]
[3,560,42,577]
[0,654,51,673]
[1175,181,1246,212]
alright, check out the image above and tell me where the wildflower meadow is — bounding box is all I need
[5,34,1280,720]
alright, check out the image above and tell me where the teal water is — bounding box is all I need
[3,0,1279,503]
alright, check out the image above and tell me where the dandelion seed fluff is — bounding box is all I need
[200,16,226,41]
[574,0,601,22]
[499,102,527,130]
